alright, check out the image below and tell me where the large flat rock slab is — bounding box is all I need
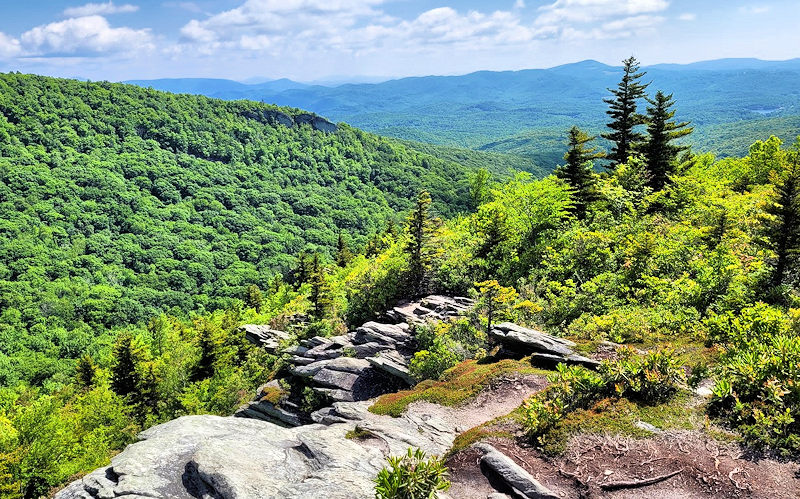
[57,403,459,499]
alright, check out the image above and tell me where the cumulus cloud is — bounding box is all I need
[21,15,152,56]
[63,2,139,17]
[173,0,673,60]
[536,0,668,24]
[0,32,22,58]
[177,0,573,57]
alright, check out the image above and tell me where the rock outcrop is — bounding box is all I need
[474,443,560,499]
[240,109,337,133]
[240,325,290,353]
[57,401,458,499]
[236,296,474,425]
[490,322,599,369]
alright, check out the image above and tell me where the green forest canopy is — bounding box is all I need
[0,73,504,389]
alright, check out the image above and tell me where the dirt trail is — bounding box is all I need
[403,373,548,434]
[447,430,800,499]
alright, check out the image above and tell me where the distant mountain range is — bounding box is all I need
[125,58,800,170]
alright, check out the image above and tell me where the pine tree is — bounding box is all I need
[404,190,436,296]
[764,153,800,293]
[194,322,218,380]
[133,362,160,421]
[555,126,604,218]
[246,284,264,313]
[75,354,97,390]
[290,251,313,289]
[110,332,145,397]
[642,90,693,190]
[603,56,650,167]
[309,253,333,320]
[335,232,353,267]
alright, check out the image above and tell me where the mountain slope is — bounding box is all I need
[126,58,800,169]
[0,73,487,387]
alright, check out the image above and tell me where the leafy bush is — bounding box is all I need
[409,342,459,382]
[374,448,450,499]
[523,349,685,442]
[599,347,685,402]
[709,307,800,456]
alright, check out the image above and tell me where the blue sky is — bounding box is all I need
[0,0,798,82]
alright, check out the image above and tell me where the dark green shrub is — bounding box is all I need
[374,448,450,499]
[524,349,685,442]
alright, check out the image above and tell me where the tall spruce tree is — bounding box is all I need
[642,90,693,190]
[309,253,333,320]
[404,190,436,296]
[75,354,97,390]
[110,332,145,397]
[603,56,650,166]
[335,232,353,267]
[555,126,604,218]
[194,322,219,380]
[764,153,800,293]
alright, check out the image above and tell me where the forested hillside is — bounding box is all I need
[0,73,486,390]
[128,59,800,170]
[3,59,800,498]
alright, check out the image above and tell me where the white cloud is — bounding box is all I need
[0,32,22,58]
[63,2,139,17]
[678,13,696,21]
[536,0,669,25]
[21,15,153,56]
[514,0,526,9]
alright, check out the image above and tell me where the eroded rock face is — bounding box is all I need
[57,402,458,499]
[240,325,290,353]
[490,323,599,369]
[238,296,474,423]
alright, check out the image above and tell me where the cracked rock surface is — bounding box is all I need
[56,400,459,499]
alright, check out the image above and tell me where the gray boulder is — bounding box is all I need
[240,325,290,352]
[474,443,559,499]
[490,323,598,369]
[367,350,415,385]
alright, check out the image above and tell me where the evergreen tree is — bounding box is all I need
[555,126,604,218]
[603,56,650,167]
[291,251,312,289]
[75,354,97,390]
[764,153,800,293]
[133,362,160,421]
[245,284,264,313]
[335,232,353,267]
[194,323,218,380]
[642,91,693,190]
[309,253,333,320]
[404,191,436,296]
[110,332,145,397]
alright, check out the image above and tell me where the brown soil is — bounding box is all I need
[447,432,800,499]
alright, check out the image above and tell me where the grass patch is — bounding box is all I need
[260,386,286,405]
[538,390,701,455]
[449,424,514,456]
[369,358,549,417]
[345,425,376,440]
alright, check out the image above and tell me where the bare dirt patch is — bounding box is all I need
[447,431,800,499]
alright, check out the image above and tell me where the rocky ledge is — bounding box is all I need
[236,296,475,426]
[56,401,457,499]
[490,322,599,369]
